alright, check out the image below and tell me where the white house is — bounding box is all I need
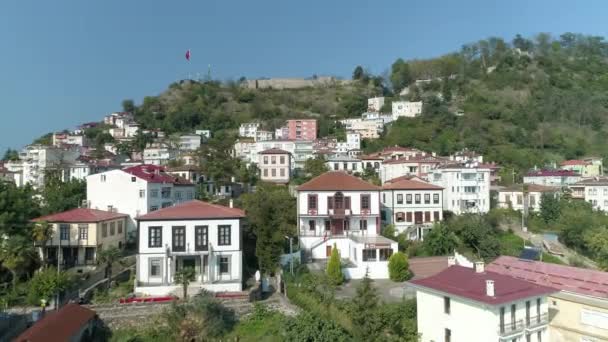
[392,101,422,119]
[326,156,362,174]
[7,144,80,189]
[409,262,557,342]
[380,154,446,183]
[430,162,491,215]
[125,123,140,138]
[335,132,361,153]
[52,133,88,147]
[381,177,443,240]
[233,140,296,168]
[497,184,560,212]
[367,97,385,112]
[238,122,260,139]
[569,177,608,212]
[143,145,178,166]
[523,170,581,187]
[179,134,202,151]
[86,164,195,239]
[296,172,398,279]
[258,148,291,184]
[135,200,244,296]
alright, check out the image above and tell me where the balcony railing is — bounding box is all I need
[525,313,549,330]
[329,208,351,218]
[499,319,525,337]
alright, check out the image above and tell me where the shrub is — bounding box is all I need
[388,252,412,282]
[326,244,344,286]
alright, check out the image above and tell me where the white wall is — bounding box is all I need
[430,168,491,214]
[392,101,422,119]
[583,185,608,212]
[381,189,443,239]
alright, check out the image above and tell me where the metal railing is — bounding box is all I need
[526,313,549,329]
[499,319,525,336]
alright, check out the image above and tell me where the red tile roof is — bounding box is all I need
[409,265,557,305]
[297,171,380,191]
[498,184,560,193]
[560,160,590,166]
[525,169,580,177]
[382,178,443,190]
[15,304,97,342]
[385,175,422,183]
[259,148,290,155]
[382,155,447,165]
[32,208,128,223]
[487,256,608,299]
[123,164,193,185]
[409,256,450,280]
[136,200,245,220]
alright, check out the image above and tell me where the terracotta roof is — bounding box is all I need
[409,256,450,280]
[487,256,608,299]
[525,169,580,177]
[137,200,245,220]
[359,154,384,160]
[166,165,202,172]
[384,175,420,183]
[32,208,128,223]
[409,265,557,305]
[15,304,97,342]
[123,164,193,185]
[382,179,443,190]
[498,184,560,193]
[382,155,445,165]
[259,148,291,155]
[560,160,591,166]
[297,171,380,191]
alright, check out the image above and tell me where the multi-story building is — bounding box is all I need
[135,200,244,296]
[254,130,274,142]
[86,164,195,238]
[143,145,178,166]
[166,165,204,184]
[410,262,556,342]
[381,177,443,240]
[238,122,260,139]
[367,97,385,112]
[497,184,560,212]
[125,123,140,138]
[326,156,362,173]
[179,134,202,151]
[286,119,317,141]
[52,133,88,147]
[6,144,81,189]
[104,112,134,128]
[296,172,398,279]
[335,132,361,153]
[523,169,581,187]
[32,208,128,269]
[349,119,381,139]
[569,177,608,211]
[392,101,423,119]
[258,148,291,184]
[274,126,289,140]
[560,158,603,177]
[489,256,608,342]
[380,154,447,183]
[430,162,491,214]
[61,158,119,182]
[233,140,296,168]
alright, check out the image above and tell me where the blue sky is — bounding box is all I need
[1,0,607,152]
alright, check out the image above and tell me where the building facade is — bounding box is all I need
[570,177,608,211]
[367,97,385,112]
[326,156,362,173]
[430,163,491,215]
[392,101,423,119]
[135,200,244,296]
[287,119,317,141]
[497,184,560,212]
[560,158,603,177]
[523,170,581,187]
[258,148,291,183]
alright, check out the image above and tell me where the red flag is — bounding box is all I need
[185,49,191,61]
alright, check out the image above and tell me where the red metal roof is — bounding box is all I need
[297,171,380,191]
[525,169,579,177]
[382,155,447,165]
[15,304,97,342]
[136,200,245,220]
[409,265,557,305]
[487,256,608,299]
[32,208,128,223]
[123,164,193,185]
[382,178,443,190]
[259,148,291,155]
[560,160,590,166]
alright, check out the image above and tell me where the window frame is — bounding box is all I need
[406,194,412,204]
[172,226,186,252]
[149,258,162,278]
[148,227,162,248]
[308,194,318,211]
[219,255,231,274]
[60,224,70,240]
[361,194,371,210]
[195,226,208,251]
[218,225,231,246]
[444,296,451,314]
[424,193,431,204]
[78,224,88,240]
[433,193,440,204]
[397,194,403,204]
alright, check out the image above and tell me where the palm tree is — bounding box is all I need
[0,235,38,288]
[96,246,122,290]
[32,221,53,266]
[174,267,196,299]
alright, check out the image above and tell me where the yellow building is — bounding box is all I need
[489,256,608,342]
[33,208,128,269]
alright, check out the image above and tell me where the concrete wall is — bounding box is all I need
[548,293,608,342]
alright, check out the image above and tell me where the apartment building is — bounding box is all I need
[6,144,80,189]
[392,101,423,119]
[430,162,491,214]
[523,169,581,187]
[380,154,447,183]
[367,97,385,112]
[497,184,560,212]
[326,156,362,173]
[569,177,608,211]
[287,119,317,141]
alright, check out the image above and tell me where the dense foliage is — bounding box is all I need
[388,252,412,282]
[326,244,344,286]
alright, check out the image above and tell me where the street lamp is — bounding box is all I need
[285,236,294,276]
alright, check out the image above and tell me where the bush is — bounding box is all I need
[326,244,344,286]
[388,252,412,282]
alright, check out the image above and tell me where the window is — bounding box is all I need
[406,194,412,204]
[433,193,439,204]
[511,304,516,330]
[379,248,393,261]
[263,156,269,165]
[79,224,88,240]
[218,225,231,246]
[397,194,403,204]
[415,194,421,204]
[149,206,159,212]
[343,162,348,170]
[333,163,338,170]
[308,194,318,211]
[361,194,371,210]
[424,212,431,222]
[102,223,108,237]
[382,193,386,203]
[150,189,159,198]
[280,156,285,164]
[444,296,451,314]
[353,163,357,171]
[396,212,405,222]
[131,176,137,182]
[149,259,162,277]
[530,195,536,206]
[517,195,523,205]
[101,174,106,182]
[219,256,230,274]
[139,189,145,198]
[362,249,376,261]
[60,224,70,240]
[324,220,330,231]
[195,226,208,251]
[271,156,276,164]
[186,191,194,200]
[536,298,541,322]
[526,300,531,325]
[110,222,115,235]
[172,226,186,252]
[328,196,334,209]
[308,220,316,231]
[263,169,268,177]
[434,211,440,221]
[148,227,162,248]
[280,168,285,177]
[345,197,351,209]
[359,219,367,230]
[117,221,123,234]
[175,191,182,200]
[500,307,505,333]
[537,331,541,342]
[445,328,451,342]
[526,334,531,342]
[271,168,276,177]
[406,212,412,222]
[424,194,430,204]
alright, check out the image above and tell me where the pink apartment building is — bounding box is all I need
[287,119,317,141]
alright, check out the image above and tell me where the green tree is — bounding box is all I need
[388,252,411,282]
[27,267,72,305]
[326,244,343,286]
[585,228,608,270]
[32,221,53,266]
[303,157,329,178]
[2,148,19,161]
[174,267,196,299]
[40,172,86,215]
[540,193,561,223]
[352,65,365,80]
[422,223,459,256]
[284,311,350,341]
[390,58,412,92]
[350,272,382,341]
[122,99,136,113]
[97,247,122,290]
[0,181,40,238]
[0,235,39,288]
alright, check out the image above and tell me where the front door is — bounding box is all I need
[182,257,196,271]
[332,219,344,235]
[326,245,332,257]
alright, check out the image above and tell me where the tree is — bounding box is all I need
[350,271,382,341]
[40,172,86,215]
[0,181,40,238]
[352,65,365,81]
[32,221,53,265]
[122,99,135,113]
[97,247,122,290]
[284,311,350,341]
[422,223,459,256]
[303,157,329,178]
[540,193,560,223]
[326,244,343,286]
[390,58,412,92]
[0,235,39,288]
[2,148,19,161]
[174,267,196,299]
[360,167,381,186]
[585,228,608,270]
[388,252,411,282]
[27,267,72,305]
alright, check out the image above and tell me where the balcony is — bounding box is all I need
[525,313,549,331]
[329,208,351,218]
[498,319,525,339]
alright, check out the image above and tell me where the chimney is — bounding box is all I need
[486,280,495,297]
[447,256,456,266]
[229,199,234,208]
[474,261,485,273]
